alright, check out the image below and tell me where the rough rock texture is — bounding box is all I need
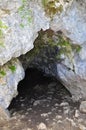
[20,0,86,101]
[50,0,86,100]
[0,59,24,109]
[0,0,86,111]
[80,101,86,113]
[20,30,58,78]
[0,0,49,65]
[1,75,86,130]
[51,0,86,45]
[0,0,50,114]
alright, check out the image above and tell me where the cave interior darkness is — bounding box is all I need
[7,66,81,130]
[8,67,72,111]
[8,29,78,115]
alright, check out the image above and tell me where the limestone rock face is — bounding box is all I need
[50,0,86,100]
[0,0,49,65]
[0,0,86,110]
[51,0,86,45]
[0,59,24,109]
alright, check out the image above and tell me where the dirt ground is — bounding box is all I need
[0,68,86,130]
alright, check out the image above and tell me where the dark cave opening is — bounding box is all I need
[7,67,80,130]
[8,67,72,112]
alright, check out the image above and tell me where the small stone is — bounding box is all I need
[57,120,62,124]
[13,112,17,116]
[64,109,69,115]
[46,104,49,107]
[79,124,86,130]
[47,112,52,115]
[52,108,56,111]
[27,108,32,111]
[56,115,62,120]
[33,100,40,106]
[54,103,59,107]
[28,119,31,122]
[60,102,69,107]
[21,103,24,107]
[53,118,56,121]
[27,128,32,130]
[21,115,25,119]
[63,106,70,111]
[75,110,80,118]
[80,101,86,113]
[41,113,48,117]
[45,118,49,121]
[78,118,83,123]
[25,112,28,115]
[37,122,47,130]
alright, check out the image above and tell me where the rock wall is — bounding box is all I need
[50,0,86,100]
[0,0,49,65]
[0,0,86,113]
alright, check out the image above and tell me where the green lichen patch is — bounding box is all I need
[23,29,82,72]
[8,65,16,73]
[0,20,8,47]
[0,20,8,29]
[18,0,33,28]
[48,33,82,72]
[42,0,63,17]
[0,70,6,77]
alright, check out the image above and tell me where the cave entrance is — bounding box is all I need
[7,29,80,129]
[9,67,71,112]
[8,67,80,129]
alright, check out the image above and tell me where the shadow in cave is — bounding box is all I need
[8,68,81,129]
[8,67,72,112]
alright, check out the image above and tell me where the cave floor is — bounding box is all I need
[0,68,86,130]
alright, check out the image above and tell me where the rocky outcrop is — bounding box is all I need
[0,0,50,115]
[0,0,86,115]
[0,0,49,65]
[0,58,24,122]
[0,59,24,109]
[50,0,86,100]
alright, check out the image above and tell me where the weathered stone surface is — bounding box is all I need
[57,59,86,100]
[0,59,24,108]
[80,101,86,113]
[0,0,49,65]
[51,0,86,45]
[0,106,10,125]
[0,0,86,109]
[19,30,59,78]
[37,122,47,130]
[50,0,86,100]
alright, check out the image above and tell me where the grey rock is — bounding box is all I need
[27,129,32,130]
[75,110,80,118]
[51,0,86,100]
[80,101,86,113]
[57,62,86,101]
[1,0,86,106]
[0,59,24,108]
[0,0,50,65]
[33,100,40,106]
[51,0,86,45]
[60,102,69,107]
[37,122,47,130]
[41,113,48,118]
